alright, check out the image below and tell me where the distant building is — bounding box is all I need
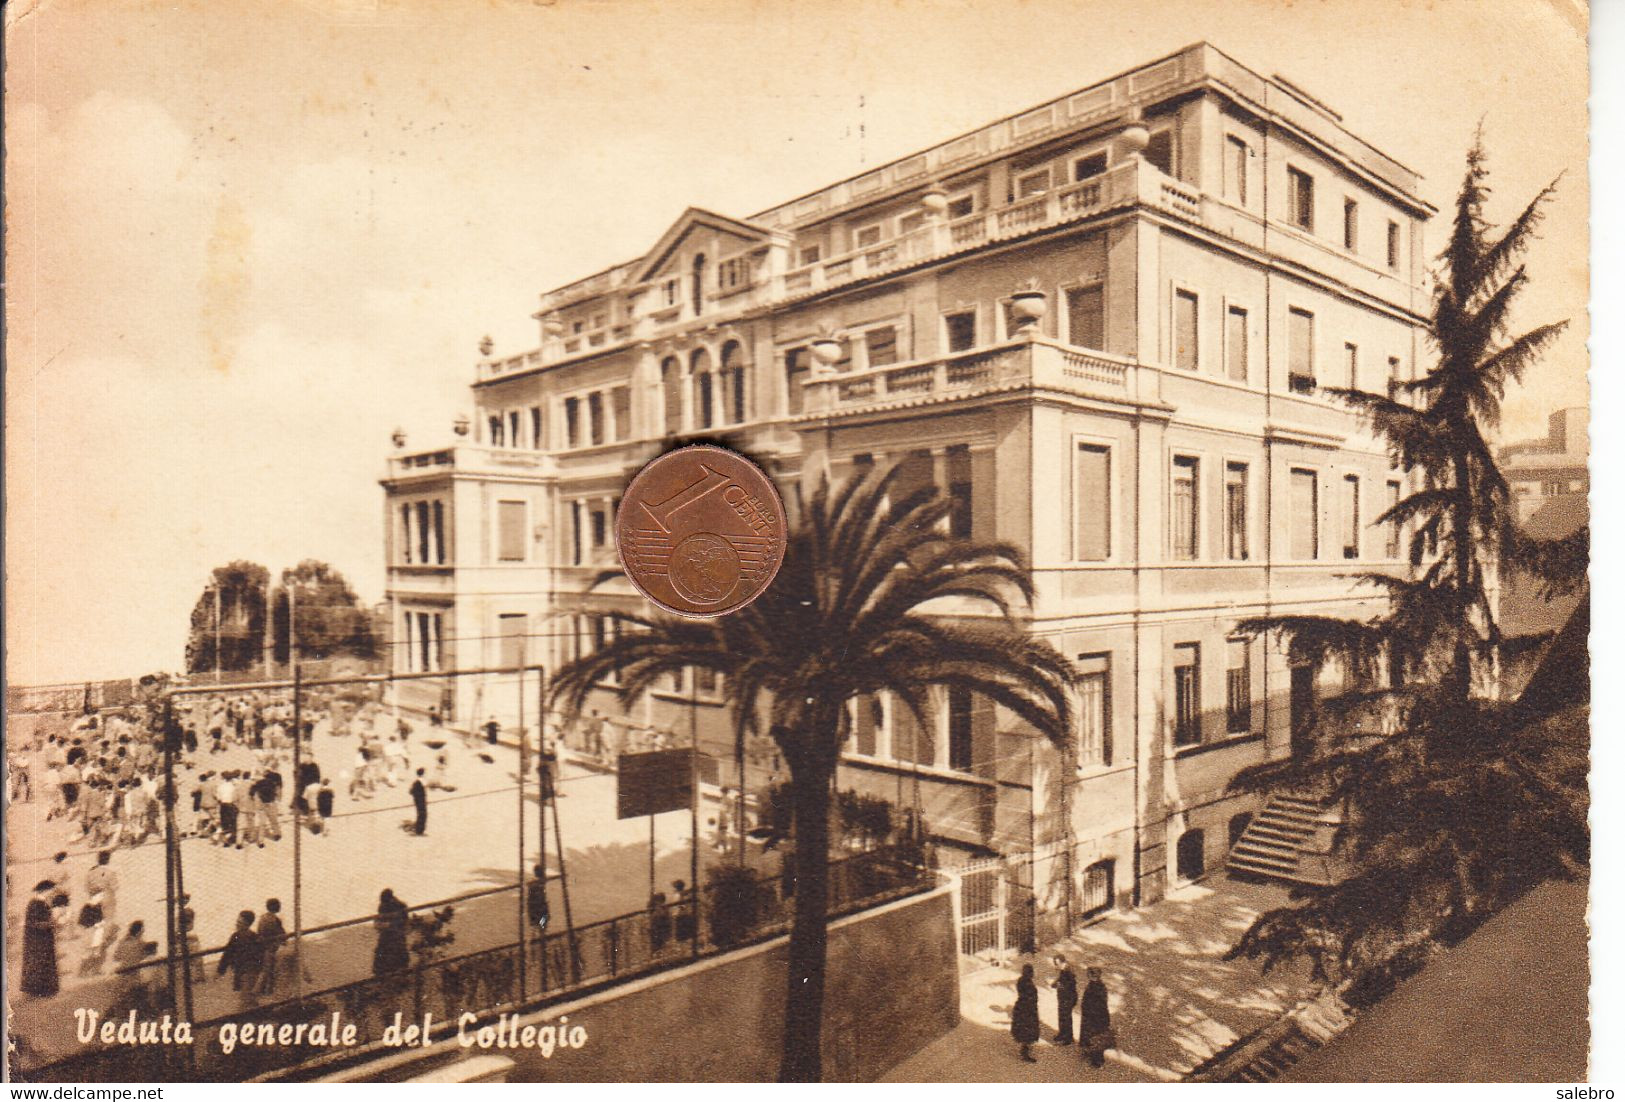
[1500,407,1588,529]
[380,43,1435,931]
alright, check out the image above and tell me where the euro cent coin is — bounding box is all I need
[617,445,787,618]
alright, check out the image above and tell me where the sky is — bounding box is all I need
[4,0,1591,684]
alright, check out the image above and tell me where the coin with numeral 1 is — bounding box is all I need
[616,445,787,618]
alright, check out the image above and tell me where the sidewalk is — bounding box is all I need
[883,876,1315,1082]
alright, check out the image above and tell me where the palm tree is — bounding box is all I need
[548,464,1074,1080]
[1226,135,1587,990]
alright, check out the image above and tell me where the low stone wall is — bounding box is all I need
[325,882,959,1083]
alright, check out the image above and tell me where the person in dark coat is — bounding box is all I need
[409,770,428,835]
[1011,962,1041,1062]
[218,910,263,997]
[371,890,409,976]
[1079,966,1113,1067]
[22,881,61,996]
[1052,954,1078,1045]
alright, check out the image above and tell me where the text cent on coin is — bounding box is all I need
[617,446,787,618]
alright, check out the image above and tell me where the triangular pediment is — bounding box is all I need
[634,207,775,283]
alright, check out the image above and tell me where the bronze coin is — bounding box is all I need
[617,445,787,618]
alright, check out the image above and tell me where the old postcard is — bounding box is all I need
[4,0,1598,1086]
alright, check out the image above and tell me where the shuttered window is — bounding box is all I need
[1073,443,1111,561]
[1290,469,1319,559]
[498,500,526,562]
[1067,284,1105,351]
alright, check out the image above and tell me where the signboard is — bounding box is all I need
[617,748,694,819]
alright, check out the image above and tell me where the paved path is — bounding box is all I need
[883,877,1315,1082]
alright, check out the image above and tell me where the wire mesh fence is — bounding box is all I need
[8,662,936,1082]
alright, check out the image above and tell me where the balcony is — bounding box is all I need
[385,445,553,481]
[799,336,1140,417]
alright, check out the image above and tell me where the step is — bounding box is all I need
[1257,806,1323,826]
[1270,797,1329,815]
[1233,838,1300,858]
[1227,855,1300,875]
[1248,823,1315,844]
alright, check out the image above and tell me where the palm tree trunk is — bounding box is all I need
[778,759,833,1082]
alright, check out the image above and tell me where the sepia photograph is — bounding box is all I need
[3,0,1600,1086]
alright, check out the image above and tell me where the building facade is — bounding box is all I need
[1500,407,1588,527]
[380,43,1434,924]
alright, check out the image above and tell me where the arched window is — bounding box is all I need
[720,340,747,424]
[660,356,683,435]
[690,348,713,430]
[1176,828,1206,882]
[691,254,707,317]
[1080,859,1114,918]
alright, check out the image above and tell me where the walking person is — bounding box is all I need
[371,889,410,977]
[1053,955,1078,1046]
[22,880,61,996]
[255,899,288,995]
[1011,962,1041,1063]
[1079,966,1114,1069]
[217,772,241,848]
[219,910,263,1000]
[409,769,428,836]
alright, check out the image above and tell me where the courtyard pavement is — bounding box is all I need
[883,876,1316,1082]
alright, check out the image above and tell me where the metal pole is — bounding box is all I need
[551,790,579,982]
[162,697,179,1013]
[690,675,700,958]
[292,663,304,998]
[516,654,527,999]
[213,585,221,683]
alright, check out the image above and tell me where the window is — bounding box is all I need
[1224,462,1249,561]
[400,504,413,564]
[1073,152,1107,182]
[1076,654,1110,766]
[1291,469,1319,559]
[1225,135,1249,204]
[692,350,714,429]
[497,500,526,562]
[1288,168,1314,230]
[854,223,884,248]
[1288,308,1315,392]
[1067,283,1105,351]
[1173,643,1201,747]
[1342,474,1361,559]
[864,325,899,368]
[611,386,631,441]
[897,210,926,235]
[661,278,679,307]
[784,348,809,416]
[694,667,720,700]
[1343,342,1359,391]
[1226,638,1251,734]
[1343,197,1359,250]
[591,508,608,550]
[1172,456,1199,561]
[719,343,747,424]
[852,694,883,757]
[1144,128,1174,176]
[508,410,521,449]
[1174,289,1199,371]
[409,611,443,674]
[488,415,504,447]
[947,686,974,772]
[944,310,977,353]
[660,357,683,434]
[570,501,583,566]
[893,695,934,766]
[432,501,446,564]
[1385,479,1403,558]
[946,193,975,220]
[571,320,584,335]
[499,614,527,670]
[1387,220,1401,269]
[1387,355,1403,397]
[530,406,544,450]
[1081,859,1114,917]
[1014,167,1050,198]
[1073,443,1111,561]
[718,255,751,292]
[947,444,973,539]
[588,391,605,446]
[564,397,580,448]
[798,244,822,267]
[1225,304,1248,382]
[690,254,706,315]
[416,501,431,565]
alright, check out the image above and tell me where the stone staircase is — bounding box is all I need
[1226,793,1339,886]
[1187,989,1354,1082]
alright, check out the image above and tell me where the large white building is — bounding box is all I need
[381,43,1434,933]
